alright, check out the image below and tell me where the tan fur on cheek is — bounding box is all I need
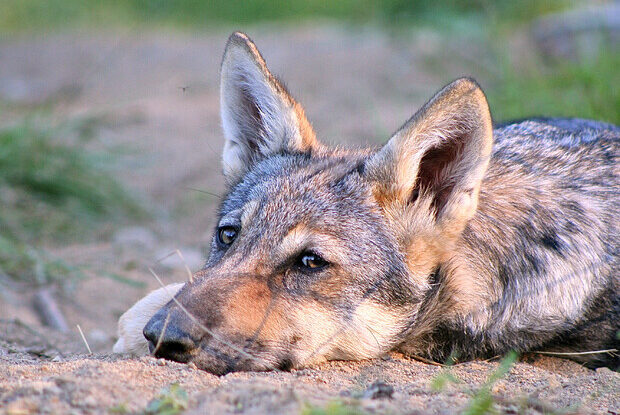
[287,300,407,365]
[288,301,337,366]
[221,279,287,341]
[329,300,407,360]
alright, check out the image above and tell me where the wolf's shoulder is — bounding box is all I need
[493,117,619,148]
[487,117,618,187]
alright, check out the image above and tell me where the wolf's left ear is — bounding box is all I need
[220,32,321,183]
[365,78,493,232]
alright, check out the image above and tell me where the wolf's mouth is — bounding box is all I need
[146,328,292,375]
[184,344,287,375]
[147,340,194,363]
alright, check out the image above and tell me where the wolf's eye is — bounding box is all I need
[296,252,328,270]
[217,226,238,246]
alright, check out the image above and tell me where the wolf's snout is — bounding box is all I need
[143,309,198,362]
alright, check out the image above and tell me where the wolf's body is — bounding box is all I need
[409,117,619,364]
[115,33,619,373]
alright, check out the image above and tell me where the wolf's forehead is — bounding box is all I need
[225,155,362,209]
[237,173,338,225]
[219,159,373,244]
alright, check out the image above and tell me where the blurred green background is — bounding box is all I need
[0,0,584,29]
[0,0,618,289]
[2,0,617,123]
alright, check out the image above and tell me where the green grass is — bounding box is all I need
[2,0,615,126]
[0,0,577,33]
[429,352,576,414]
[144,383,188,415]
[488,52,620,124]
[414,6,619,125]
[0,120,144,286]
[430,352,519,415]
[461,352,518,415]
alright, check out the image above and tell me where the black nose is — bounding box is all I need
[143,313,198,362]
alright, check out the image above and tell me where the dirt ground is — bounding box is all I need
[0,26,618,414]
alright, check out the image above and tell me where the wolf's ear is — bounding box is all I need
[365,78,493,233]
[220,32,320,183]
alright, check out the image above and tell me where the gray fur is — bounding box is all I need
[142,33,619,373]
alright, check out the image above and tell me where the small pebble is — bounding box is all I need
[157,358,167,366]
[363,381,394,399]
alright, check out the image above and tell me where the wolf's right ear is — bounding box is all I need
[220,32,320,183]
[365,78,493,236]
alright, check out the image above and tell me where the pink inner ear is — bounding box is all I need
[414,130,468,214]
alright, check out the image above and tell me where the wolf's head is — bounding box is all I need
[143,32,493,374]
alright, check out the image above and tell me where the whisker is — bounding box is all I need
[155,250,178,263]
[365,324,381,350]
[184,187,221,198]
[175,249,194,283]
[532,349,618,357]
[152,312,171,357]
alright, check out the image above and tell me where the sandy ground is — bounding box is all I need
[0,26,618,414]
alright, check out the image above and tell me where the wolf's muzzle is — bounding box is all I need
[143,308,198,362]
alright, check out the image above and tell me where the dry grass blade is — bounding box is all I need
[76,324,92,354]
[533,349,618,356]
[409,355,446,366]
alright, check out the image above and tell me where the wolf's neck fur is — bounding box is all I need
[419,126,618,359]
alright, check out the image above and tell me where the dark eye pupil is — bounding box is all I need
[218,227,237,245]
[300,253,326,269]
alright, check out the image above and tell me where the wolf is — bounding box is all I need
[114,32,619,374]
